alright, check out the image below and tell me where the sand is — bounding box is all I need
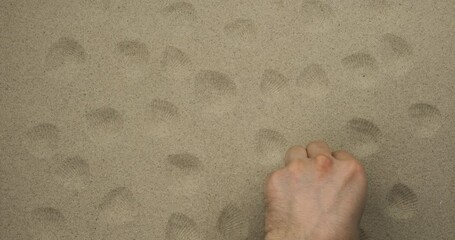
[1,0,454,239]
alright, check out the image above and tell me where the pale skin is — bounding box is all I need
[265,141,368,240]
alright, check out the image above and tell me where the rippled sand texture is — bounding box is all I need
[1,0,454,239]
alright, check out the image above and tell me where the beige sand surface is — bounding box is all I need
[1,0,454,239]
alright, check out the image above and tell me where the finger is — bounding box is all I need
[332,150,355,161]
[306,141,332,159]
[284,145,309,166]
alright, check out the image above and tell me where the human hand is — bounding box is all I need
[265,141,367,240]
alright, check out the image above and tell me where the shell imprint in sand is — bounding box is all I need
[143,99,180,138]
[115,40,150,81]
[217,203,249,240]
[168,153,201,170]
[45,37,87,71]
[30,207,65,226]
[260,69,290,102]
[116,40,150,64]
[166,153,203,197]
[341,52,379,89]
[385,183,418,220]
[194,70,238,115]
[85,107,124,143]
[51,155,91,191]
[160,2,197,25]
[160,2,198,37]
[299,0,335,33]
[408,103,441,138]
[224,18,258,42]
[166,213,201,240]
[161,46,192,79]
[378,33,413,76]
[296,63,330,97]
[343,118,381,158]
[23,123,60,159]
[28,207,69,240]
[380,34,413,58]
[97,187,140,226]
[255,128,287,167]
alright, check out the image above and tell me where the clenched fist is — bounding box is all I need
[265,141,368,240]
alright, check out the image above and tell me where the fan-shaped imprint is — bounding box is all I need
[224,18,257,42]
[167,153,201,170]
[194,70,238,115]
[296,64,330,97]
[299,0,335,32]
[115,40,150,81]
[23,123,60,159]
[28,207,68,240]
[385,183,418,220]
[408,103,441,138]
[343,118,381,158]
[143,99,180,137]
[45,37,87,70]
[341,53,379,89]
[51,155,91,191]
[30,207,65,226]
[381,34,412,57]
[160,2,197,25]
[166,213,201,240]
[98,187,139,226]
[166,153,204,196]
[217,204,249,240]
[379,33,413,76]
[260,69,290,102]
[255,128,287,167]
[161,46,191,68]
[116,40,150,64]
[85,107,123,142]
[161,46,192,78]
